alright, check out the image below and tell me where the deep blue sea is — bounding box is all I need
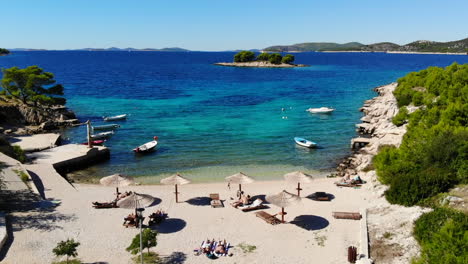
[1,51,467,182]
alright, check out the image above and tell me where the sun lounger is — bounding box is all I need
[240,198,267,212]
[255,211,282,225]
[92,201,118,208]
[332,212,362,220]
[210,193,223,208]
[335,182,362,188]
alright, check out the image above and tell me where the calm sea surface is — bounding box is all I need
[1,51,467,182]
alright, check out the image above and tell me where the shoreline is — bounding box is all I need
[214,62,309,68]
[335,83,429,263]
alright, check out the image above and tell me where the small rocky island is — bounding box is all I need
[215,51,308,68]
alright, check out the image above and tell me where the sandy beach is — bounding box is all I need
[3,177,368,264]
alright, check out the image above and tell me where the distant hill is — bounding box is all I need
[263,38,468,53]
[264,42,364,52]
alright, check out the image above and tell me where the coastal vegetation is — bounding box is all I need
[373,63,468,264]
[0,48,10,55]
[1,65,66,106]
[233,51,296,65]
[0,136,26,163]
[374,63,468,206]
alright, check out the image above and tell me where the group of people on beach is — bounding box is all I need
[123,209,167,227]
[196,239,229,259]
[231,191,251,208]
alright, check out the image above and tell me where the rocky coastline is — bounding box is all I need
[336,83,429,264]
[0,100,79,135]
[214,61,308,68]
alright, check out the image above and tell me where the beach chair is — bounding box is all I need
[210,193,223,208]
[332,212,362,220]
[240,198,268,212]
[255,211,282,225]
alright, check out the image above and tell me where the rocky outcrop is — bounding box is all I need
[0,102,78,135]
[214,61,308,68]
[336,83,429,264]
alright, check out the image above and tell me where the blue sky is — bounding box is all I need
[2,0,467,51]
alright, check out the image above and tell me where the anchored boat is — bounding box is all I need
[294,137,317,148]
[91,131,114,139]
[133,136,158,153]
[92,124,120,131]
[306,107,335,114]
[103,114,127,121]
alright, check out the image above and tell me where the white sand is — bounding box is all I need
[3,177,368,264]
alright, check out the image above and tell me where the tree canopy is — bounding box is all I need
[281,54,295,64]
[0,66,66,105]
[234,51,255,62]
[0,48,10,55]
[373,63,468,206]
[53,239,80,264]
[126,228,158,255]
[268,53,282,64]
[256,53,271,61]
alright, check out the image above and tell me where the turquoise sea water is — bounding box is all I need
[1,51,467,182]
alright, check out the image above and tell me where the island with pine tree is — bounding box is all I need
[215,51,308,68]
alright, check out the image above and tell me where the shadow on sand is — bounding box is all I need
[152,218,186,234]
[305,192,335,201]
[290,215,329,231]
[185,197,211,206]
[160,251,187,264]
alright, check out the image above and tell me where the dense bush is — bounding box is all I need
[373,63,468,206]
[268,53,283,64]
[256,53,270,61]
[0,136,26,163]
[233,51,255,62]
[281,54,295,64]
[412,208,467,264]
[392,107,409,126]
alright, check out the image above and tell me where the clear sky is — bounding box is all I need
[2,0,467,51]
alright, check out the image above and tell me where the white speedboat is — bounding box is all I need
[294,137,317,148]
[91,131,114,139]
[133,137,158,153]
[306,107,335,113]
[92,124,120,131]
[103,114,127,121]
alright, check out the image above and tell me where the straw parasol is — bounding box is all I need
[284,171,314,196]
[99,173,135,198]
[116,192,156,209]
[225,172,255,193]
[266,190,301,223]
[160,173,191,203]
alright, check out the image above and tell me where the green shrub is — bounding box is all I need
[131,252,161,264]
[234,51,255,62]
[256,53,270,61]
[281,54,295,64]
[0,137,26,163]
[268,53,282,64]
[392,107,409,126]
[412,208,467,264]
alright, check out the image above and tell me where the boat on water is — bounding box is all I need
[306,107,335,114]
[92,124,120,131]
[103,114,127,121]
[91,131,114,139]
[294,137,317,148]
[81,140,106,146]
[133,136,158,153]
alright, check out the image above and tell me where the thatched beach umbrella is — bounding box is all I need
[225,172,255,193]
[100,173,135,198]
[284,171,314,196]
[116,192,156,209]
[266,190,301,223]
[160,173,191,203]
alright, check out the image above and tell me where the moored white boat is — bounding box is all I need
[91,131,114,139]
[92,124,120,131]
[103,114,127,121]
[306,107,335,113]
[294,137,317,148]
[133,137,158,153]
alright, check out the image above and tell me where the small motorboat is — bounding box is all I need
[103,114,127,121]
[81,140,106,146]
[91,131,114,139]
[92,124,120,131]
[306,107,335,114]
[294,137,317,148]
[133,136,158,153]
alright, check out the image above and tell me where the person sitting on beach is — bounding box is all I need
[214,240,227,254]
[123,213,136,226]
[231,194,250,208]
[201,239,214,254]
[118,191,132,199]
[350,175,363,184]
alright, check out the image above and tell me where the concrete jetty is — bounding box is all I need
[27,144,110,175]
[10,133,61,152]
